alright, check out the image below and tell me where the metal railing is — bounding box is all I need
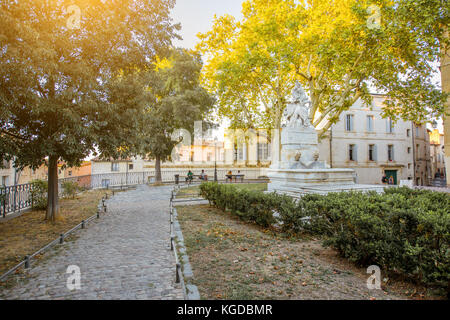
[1,170,269,217]
[0,194,109,282]
[0,183,33,218]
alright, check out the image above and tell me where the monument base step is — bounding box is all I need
[267,184,386,197]
[267,168,385,196]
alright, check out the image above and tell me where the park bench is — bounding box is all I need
[179,174,208,185]
[225,174,244,183]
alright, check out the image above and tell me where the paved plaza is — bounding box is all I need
[0,185,183,300]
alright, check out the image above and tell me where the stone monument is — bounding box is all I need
[267,82,384,196]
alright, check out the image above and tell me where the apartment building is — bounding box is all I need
[429,128,446,179]
[412,124,432,186]
[318,95,430,186]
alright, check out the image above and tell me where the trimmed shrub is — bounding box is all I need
[199,182,450,293]
[200,182,281,227]
[62,181,80,199]
[30,179,48,210]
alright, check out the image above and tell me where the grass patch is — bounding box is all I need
[0,189,111,277]
[176,204,440,300]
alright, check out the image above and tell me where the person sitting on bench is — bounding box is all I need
[226,170,232,182]
[199,170,208,181]
[186,170,193,182]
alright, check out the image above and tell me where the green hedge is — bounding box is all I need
[199,182,450,293]
[31,179,48,210]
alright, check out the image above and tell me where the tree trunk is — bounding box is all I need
[46,155,59,221]
[155,155,162,182]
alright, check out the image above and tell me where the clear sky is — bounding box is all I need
[170,0,244,49]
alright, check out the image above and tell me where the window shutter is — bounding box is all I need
[373,145,377,161]
[354,144,358,161]
[392,146,395,161]
[386,119,389,133]
[350,115,354,131]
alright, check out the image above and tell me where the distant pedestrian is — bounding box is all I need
[388,176,394,185]
[381,174,388,185]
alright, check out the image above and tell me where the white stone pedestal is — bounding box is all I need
[267,165,385,197]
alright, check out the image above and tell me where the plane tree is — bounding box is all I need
[197,0,448,137]
[0,0,179,221]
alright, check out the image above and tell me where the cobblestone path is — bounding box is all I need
[0,185,184,300]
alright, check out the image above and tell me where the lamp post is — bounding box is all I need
[214,137,218,182]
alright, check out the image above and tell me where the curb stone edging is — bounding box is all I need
[172,207,201,300]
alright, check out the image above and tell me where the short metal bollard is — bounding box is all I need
[175,263,181,283]
[24,255,30,269]
[59,233,64,244]
[81,220,85,229]
[170,236,174,251]
[97,211,100,219]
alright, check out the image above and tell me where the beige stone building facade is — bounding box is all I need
[318,95,431,186]
[0,160,15,186]
[429,129,446,178]
[412,123,432,186]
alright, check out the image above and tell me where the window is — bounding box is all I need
[128,164,134,170]
[207,153,212,162]
[258,142,271,160]
[416,127,419,137]
[111,162,119,172]
[416,144,419,160]
[407,147,411,154]
[368,144,376,161]
[68,171,72,176]
[366,116,374,132]
[406,129,410,137]
[388,145,394,161]
[1,176,8,186]
[349,144,357,161]
[408,163,411,169]
[386,117,394,133]
[345,114,354,131]
[2,160,10,169]
[236,143,244,161]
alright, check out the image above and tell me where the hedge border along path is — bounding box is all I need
[199,182,450,296]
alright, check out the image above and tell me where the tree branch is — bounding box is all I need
[0,129,29,142]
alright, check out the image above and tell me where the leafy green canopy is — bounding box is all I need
[0,0,180,169]
[139,49,215,163]
[197,0,448,135]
